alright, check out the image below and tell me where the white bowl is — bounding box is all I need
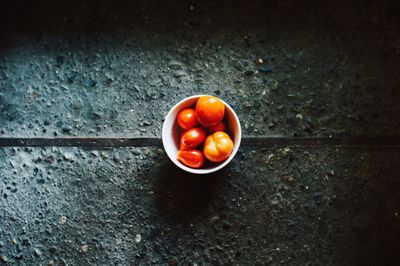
[162,95,242,174]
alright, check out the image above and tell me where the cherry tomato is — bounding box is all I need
[180,127,206,149]
[203,131,233,162]
[207,121,226,133]
[177,108,199,130]
[179,129,188,138]
[177,149,204,168]
[195,96,225,127]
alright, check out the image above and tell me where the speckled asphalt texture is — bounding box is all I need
[1,1,400,265]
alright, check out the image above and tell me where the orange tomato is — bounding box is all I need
[203,131,233,162]
[207,121,226,133]
[195,96,225,127]
[177,108,199,130]
[177,149,204,168]
[180,127,206,149]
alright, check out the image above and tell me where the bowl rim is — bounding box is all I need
[162,94,242,174]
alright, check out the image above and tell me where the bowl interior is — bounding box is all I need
[162,95,241,174]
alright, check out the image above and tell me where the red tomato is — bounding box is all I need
[177,149,204,168]
[179,129,188,138]
[177,108,199,130]
[180,127,206,149]
[207,121,226,133]
[203,131,233,162]
[195,96,225,127]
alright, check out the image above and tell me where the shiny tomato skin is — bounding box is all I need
[177,149,204,168]
[203,131,233,162]
[195,96,225,127]
[177,108,199,130]
[207,121,226,133]
[180,127,206,149]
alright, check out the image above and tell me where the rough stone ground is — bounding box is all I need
[1,147,400,265]
[1,0,400,137]
[1,0,400,265]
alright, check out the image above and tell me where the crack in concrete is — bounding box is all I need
[1,136,400,147]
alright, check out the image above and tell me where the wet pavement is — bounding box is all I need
[1,1,400,265]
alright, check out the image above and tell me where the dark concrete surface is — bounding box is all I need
[1,0,400,137]
[1,147,400,265]
[1,1,400,265]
